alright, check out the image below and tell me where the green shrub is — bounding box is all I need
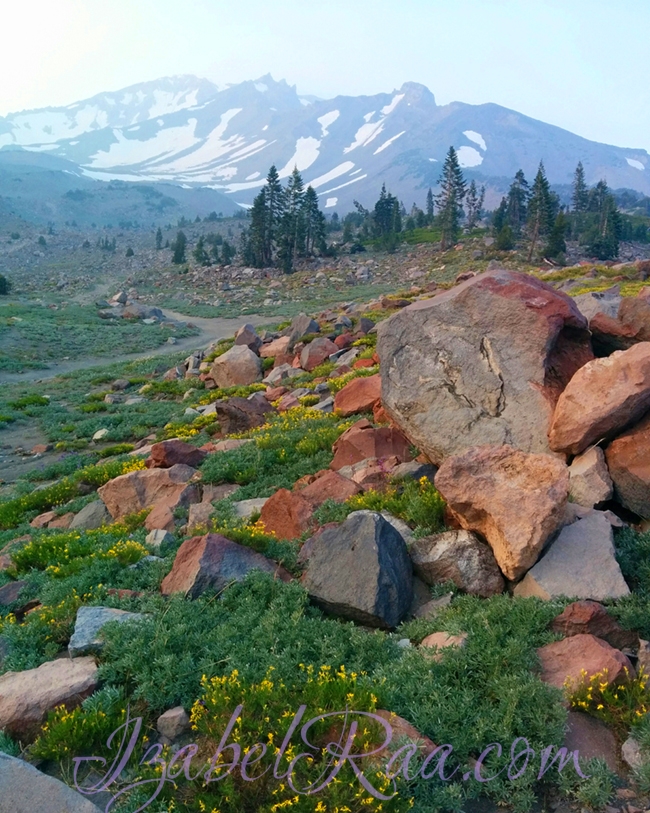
[8,394,49,409]
[0,730,20,756]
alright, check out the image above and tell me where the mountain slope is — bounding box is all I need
[1,75,648,211]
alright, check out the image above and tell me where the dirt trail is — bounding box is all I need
[0,311,271,385]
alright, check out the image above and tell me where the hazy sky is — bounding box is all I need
[2,0,649,152]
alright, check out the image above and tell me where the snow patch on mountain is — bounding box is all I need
[148,89,199,119]
[325,197,338,208]
[322,174,367,195]
[627,157,645,170]
[381,94,405,116]
[245,171,261,180]
[364,111,376,122]
[457,146,483,168]
[90,119,200,168]
[463,130,487,151]
[279,137,321,177]
[255,83,269,93]
[317,110,340,137]
[374,130,406,154]
[308,161,355,189]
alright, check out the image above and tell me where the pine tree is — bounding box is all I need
[572,162,589,213]
[248,188,268,267]
[192,235,210,266]
[506,170,530,233]
[303,186,326,255]
[586,180,622,260]
[264,165,284,265]
[278,167,306,273]
[373,184,401,249]
[526,162,555,261]
[221,239,235,264]
[492,198,508,235]
[545,210,569,260]
[426,188,434,223]
[171,231,187,264]
[155,227,163,250]
[465,181,485,229]
[435,147,466,250]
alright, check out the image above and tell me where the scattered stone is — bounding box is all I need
[551,601,638,650]
[0,656,98,739]
[373,710,437,758]
[29,510,57,529]
[234,323,262,352]
[213,396,272,434]
[209,345,263,387]
[413,593,454,620]
[618,296,650,342]
[232,498,269,520]
[537,634,635,690]
[297,469,362,507]
[187,501,215,531]
[145,440,207,470]
[378,269,593,465]
[0,581,27,607]
[111,378,130,391]
[201,483,240,502]
[98,464,200,520]
[263,363,304,386]
[300,337,339,371]
[411,531,505,597]
[568,446,613,507]
[0,752,103,813]
[573,286,622,322]
[621,736,643,770]
[68,606,145,657]
[161,534,291,598]
[638,639,650,674]
[435,445,569,581]
[144,502,176,533]
[259,489,313,540]
[145,529,174,553]
[564,712,618,772]
[301,511,413,629]
[589,312,639,354]
[549,343,650,456]
[330,419,412,471]
[420,631,468,659]
[333,374,382,417]
[606,412,650,518]
[211,439,253,453]
[31,443,51,455]
[260,336,291,359]
[157,706,191,741]
[391,460,438,481]
[92,428,109,441]
[514,512,629,601]
[287,313,320,344]
[47,512,75,530]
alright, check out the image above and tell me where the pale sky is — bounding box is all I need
[1,0,648,152]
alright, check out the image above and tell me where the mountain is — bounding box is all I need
[1,74,648,214]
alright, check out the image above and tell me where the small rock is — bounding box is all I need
[606,412,650,519]
[333,374,382,417]
[330,419,412,471]
[622,736,643,770]
[187,501,215,531]
[68,606,145,657]
[413,593,454,619]
[300,337,339,372]
[569,446,614,507]
[146,439,207,470]
[234,323,262,352]
[145,529,174,553]
[232,498,269,520]
[420,631,468,659]
[259,489,313,540]
[92,428,109,441]
[208,344,263,388]
[551,601,638,650]
[537,634,635,690]
[157,706,191,741]
[70,500,111,531]
[564,711,619,773]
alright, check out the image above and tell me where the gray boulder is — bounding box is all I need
[68,606,145,657]
[286,313,320,344]
[572,285,621,321]
[0,752,102,813]
[301,511,413,629]
[377,269,592,465]
[514,512,629,601]
[410,530,505,597]
[69,500,111,531]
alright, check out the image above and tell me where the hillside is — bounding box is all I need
[1,75,648,215]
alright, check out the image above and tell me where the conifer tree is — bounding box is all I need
[465,180,485,229]
[506,170,530,233]
[526,162,555,261]
[373,184,401,249]
[545,210,569,260]
[278,167,306,273]
[572,162,589,213]
[192,235,210,266]
[155,227,163,250]
[492,198,508,235]
[586,180,622,260]
[264,165,284,265]
[303,186,326,255]
[426,187,434,223]
[435,147,466,250]
[171,230,187,264]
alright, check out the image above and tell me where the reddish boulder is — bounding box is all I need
[334,374,382,417]
[618,296,650,342]
[98,463,200,520]
[334,333,354,349]
[589,311,638,354]
[144,502,176,532]
[298,469,362,507]
[213,396,272,434]
[378,269,593,465]
[300,337,338,372]
[353,358,377,369]
[537,633,635,690]
[259,489,314,540]
[264,386,287,401]
[551,601,638,650]
[30,511,57,529]
[374,710,437,759]
[563,712,618,772]
[336,456,401,490]
[146,439,207,469]
[47,513,75,530]
[605,412,650,518]
[435,445,569,581]
[277,393,301,412]
[330,419,412,471]
[260,336,291,359]
[161,534,291,598]
[549,343,650,456]
[233,323,262,352]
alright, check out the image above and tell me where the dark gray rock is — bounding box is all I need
[301,511,413,629]
[68,606,145,657]
[390,460,438,482]
[411,531,505,597]
[70,500,111,531]
[286,313,319,344]
[0,752,102,813]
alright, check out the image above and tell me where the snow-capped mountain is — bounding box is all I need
[1,74,648,211]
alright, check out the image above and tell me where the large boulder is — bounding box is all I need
[377,270,593,465]
[0,752,103,813]
[605,412,650,518]
[161,534,290,598]
[551,601,638,650]
[260,335,291,359]
[568,446,613,507]
[234,323,262,352]
[213,395,272,434]
[572,286,622,322]
[287,313,320,344]
[258,489,314,540]
[68,606,145,657]
[98,464,200,520]
[410,530,505,597]
[0,657,98,739]
[618,296,650,342]
[513,511,630,601]
[300,337,339,372]
[208,344,263,388]
[435,445,569,581]
[301,511,413,629]
[537,634,635,690]
[549,343,650,456]
[333,374,382,417]
[146,439,207,469]
[330,419,412,471]
[69,500,111,531]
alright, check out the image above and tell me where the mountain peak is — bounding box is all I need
[399,81,437,107]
